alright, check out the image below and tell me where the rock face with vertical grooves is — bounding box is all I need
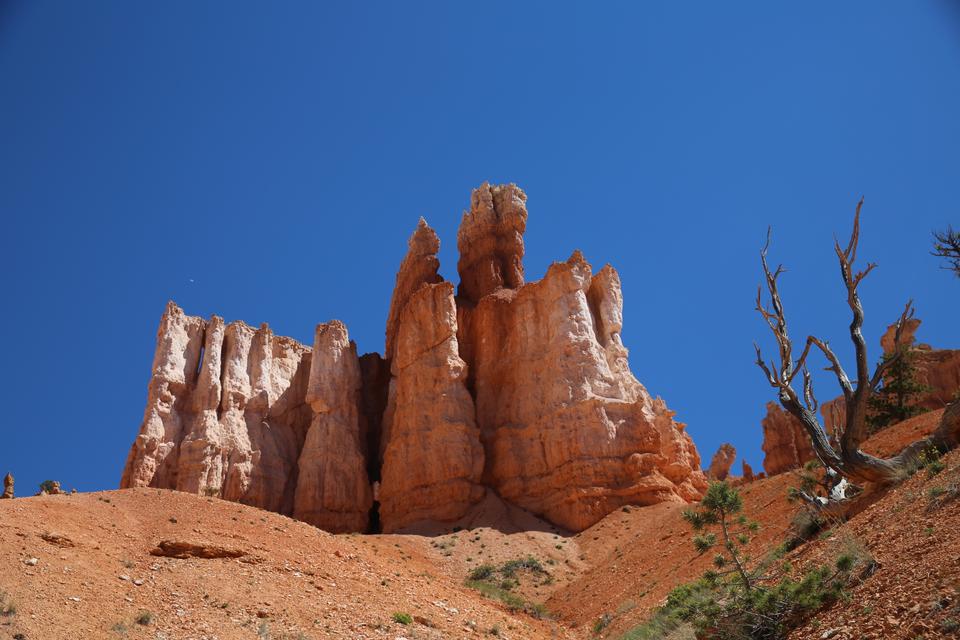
[293,321,371,533]
[121,182,710,534]
[120,303,315,515]
[379,282,485,532]
[458,245,707,531]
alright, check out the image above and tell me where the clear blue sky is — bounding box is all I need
[2,2,958,494]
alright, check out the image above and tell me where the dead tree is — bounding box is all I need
[754,199,960,503]
[931,225,960,276]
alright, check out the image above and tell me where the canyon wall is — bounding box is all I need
[122,182,708,533]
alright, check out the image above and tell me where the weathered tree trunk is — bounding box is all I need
[755,200,960,493]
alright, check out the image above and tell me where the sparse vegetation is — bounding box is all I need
[391,611,413,625]
[593,612,613,634]
[0,590,17,617]
[135,610,153,626]
[39,479,59,493]
[464,556,551,619]
[620,482,876,640]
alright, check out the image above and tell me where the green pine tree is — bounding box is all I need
[867,347,930,432]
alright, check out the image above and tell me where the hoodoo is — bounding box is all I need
[121,183,709,532]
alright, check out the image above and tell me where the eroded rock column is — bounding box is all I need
[293,321,372,533]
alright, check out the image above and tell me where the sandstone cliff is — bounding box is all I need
[451,185,706,529]
[379,282,485,532]
[122,182,708,533]
[293,321,372,533]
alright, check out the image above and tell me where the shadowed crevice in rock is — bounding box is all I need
[359,352,390,483]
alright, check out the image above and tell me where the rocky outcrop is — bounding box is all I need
[741,461,756,483]
[39,481,66,496]
[123,183,709,533]
[379,282,485,532]
[761,401,816,476]
[293,322,372,533]
[707,444,737,480]
[458,242,706,531]
[1,473,12,499]
[883,319,960,411]
[384,218,443,361]
[121,303,315,515]
[456,182,527,303]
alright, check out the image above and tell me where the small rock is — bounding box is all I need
[133,579,144,586]
[821,630,839,639]
[25,557,38,566]
[119,575,131,581]
[68,597,80,602]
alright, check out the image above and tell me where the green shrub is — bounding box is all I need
[620,482,874,640]
[593,613,613,634]
[392,612,413,625]
[469,564,495,581]
[500,556,545,577]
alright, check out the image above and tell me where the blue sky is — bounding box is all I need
[1,2,958,494]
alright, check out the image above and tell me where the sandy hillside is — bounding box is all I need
[0,489,575,640]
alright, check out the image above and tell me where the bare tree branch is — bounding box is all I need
[753,199,960,492]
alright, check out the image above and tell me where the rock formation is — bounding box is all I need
[379,282,485,532]
[456,182,527,303]
[121,303,315,515]
[293,321,372,533]
[761,401,816,476]
[39,480,65,496]
[1,473,12,499]
[879,318,959,411]
[741,461,755,483]
[707,444,737,480]
[122,182,709,533]
[457,194,707,529]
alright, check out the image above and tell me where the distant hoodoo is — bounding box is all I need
[121,183,708,533]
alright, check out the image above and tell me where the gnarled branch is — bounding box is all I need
[754,199,958,489]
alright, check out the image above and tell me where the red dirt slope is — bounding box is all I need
[547,409,958,639]
[0,488,574,639]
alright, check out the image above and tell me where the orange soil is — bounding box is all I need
[546,409,957,639]
[1,409,956,640]
[0,489,574,640]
